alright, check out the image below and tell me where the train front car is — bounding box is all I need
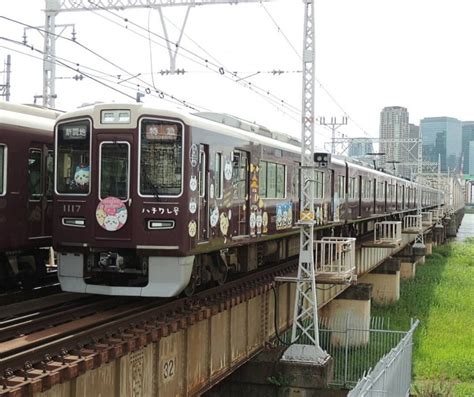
[54,104,194,296]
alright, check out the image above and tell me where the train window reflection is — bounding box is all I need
[140,120,182,196]
[0,145,5,195]
[28,149,42,200]
[56,121,91,195]
[100,142,130,200]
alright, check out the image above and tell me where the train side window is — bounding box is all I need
[259,160,286,199]
[28,149,43,200]
[338,175,346,199]
[267,162,277,198]
[348,177,356,199]
[0,145,5,196]
[259,161,267,197]
[232,150,248,200]
[46,151,54,200]
[276,164,285,198]
[315,171,324,199]
[199,150,206,198]
[215,152,223,199]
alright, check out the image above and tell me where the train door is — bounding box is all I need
[198,144,209,241]
[27,144,51,240]
[358,175,362,217]
[232,150,249,236]
[94,137,133,241]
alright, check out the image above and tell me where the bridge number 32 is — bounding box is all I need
[161,357,176,383]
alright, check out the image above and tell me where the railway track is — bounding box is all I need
[0,271,60,307]
[0,260,296,396]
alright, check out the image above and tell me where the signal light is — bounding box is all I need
[313,152,331,168]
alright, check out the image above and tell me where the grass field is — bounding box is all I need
[372,240,474,396]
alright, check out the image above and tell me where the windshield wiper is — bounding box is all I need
[141,163,161,201]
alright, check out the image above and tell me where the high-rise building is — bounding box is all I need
[420,117,462,172]
[462,121,474,175]
[348,138,374,159]
[379,106,410,177]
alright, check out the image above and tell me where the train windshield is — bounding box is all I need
[140,119,183,196]
[0,145,5,195]
[56,121,91,195]
[100,142,130,200]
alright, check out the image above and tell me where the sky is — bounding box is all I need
[2,0,474,147]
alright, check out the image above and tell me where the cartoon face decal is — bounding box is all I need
[220,213,229,236]
[190,175,198,192]
[210,206,219,227]
[189,144,198,167]
[189,198,197,214]
[74,165,90,187]
[116,207,128,224]
[103,215,120,231]
[96,197,128,231]
[256,214,263,228]
[249,212,256,229]
[96,208,106,225]
[224,160,233,181]
[188,220,197,237]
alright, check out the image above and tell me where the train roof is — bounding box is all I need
[56,102,302,154]
[0,102,61,132]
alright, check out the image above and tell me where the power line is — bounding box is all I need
[85,1,301,118]
[260,3,372,138]
[1,16,205,110]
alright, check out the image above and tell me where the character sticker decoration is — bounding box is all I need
[249,211,256,236]
[189,198,197,214]
[262,211,269,233]
[189,144,198,167]
[188,220,197,237]
[219,213,229,236]
[72,164,90,191]
[96,197,128,232]
[190,175,198,192]
[276,202,293,230]
[256,210,263,235]
[224,159,233,181]
[210,206,219,227]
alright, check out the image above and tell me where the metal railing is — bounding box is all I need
[403,215,422,232]
[421,212,433,225]
[348,319,419,397]
[276,316,418,390]
[374,221,402,245]
[314,237,356,280]
[431,208,442,222]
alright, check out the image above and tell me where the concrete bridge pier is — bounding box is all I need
[358,258,400,305]
[433,223,445,246]
[425,232,433,255]
[446,214,459,237]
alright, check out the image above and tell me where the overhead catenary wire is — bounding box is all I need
[0,15,206,110]
[0,37,209,110]
[84,1,301,118]
[260,2,373,138]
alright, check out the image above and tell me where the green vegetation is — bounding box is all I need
[372,241,474,396]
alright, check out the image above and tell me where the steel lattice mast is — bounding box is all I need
[413,129,425,250]
[281,0,328,363]
[41,0,274,107]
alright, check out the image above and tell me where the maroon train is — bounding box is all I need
[0,102,58,289]
[52,103,441,297]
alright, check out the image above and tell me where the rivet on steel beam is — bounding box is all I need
[40,361,47,374]
[1,376,7,390]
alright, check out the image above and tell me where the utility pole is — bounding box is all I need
[0,55,11,101]
[278,0,328,364]
[320,116,348,154]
